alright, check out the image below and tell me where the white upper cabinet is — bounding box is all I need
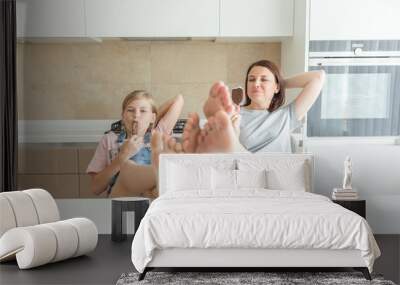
[17,0,296,38]
[85,0,121,37]
[85,0,219,37]
[310,0,400,40]
[17,0,85,37]
[220,0,293,37]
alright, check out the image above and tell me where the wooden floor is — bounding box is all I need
[0,235,398,285]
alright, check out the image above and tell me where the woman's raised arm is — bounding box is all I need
[284,70,325,120]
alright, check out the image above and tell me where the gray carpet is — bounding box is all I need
[116,271,396,285]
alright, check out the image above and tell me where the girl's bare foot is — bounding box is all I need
[151,130,183,172]
[182,112,201,153]
[165,134,183,153]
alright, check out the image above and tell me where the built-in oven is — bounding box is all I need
[307,40,400,137]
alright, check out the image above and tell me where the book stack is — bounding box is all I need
[332,188,359,200]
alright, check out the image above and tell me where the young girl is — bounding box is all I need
[86,90,183,198]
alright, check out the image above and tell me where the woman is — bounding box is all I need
[239,60,325,153]
[86,90,183,198]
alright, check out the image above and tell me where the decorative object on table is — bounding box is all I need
[0,189,98,269]
[116,271,394,285]
[332,155,359,200]
[342,155,353,190]
[112,197,149,242]
[332,188,359,200]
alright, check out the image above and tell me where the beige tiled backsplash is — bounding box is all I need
[17,40,281,120]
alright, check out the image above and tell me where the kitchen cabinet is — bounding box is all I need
[85,0,219,37]
[310,0,400,40]
[220,0,293,37]
[17,0,295,39]
[16,0,85,37]
[84,0,120,37]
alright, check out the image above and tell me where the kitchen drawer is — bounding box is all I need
[18,145,78,174]
[18,174,79,198]
[78,148,96,174]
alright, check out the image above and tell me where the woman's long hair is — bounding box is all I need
[243,60,285,112]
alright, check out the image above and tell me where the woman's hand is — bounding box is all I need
[118,135,144,164]
[230,104,241,137]
[231,113,241,137]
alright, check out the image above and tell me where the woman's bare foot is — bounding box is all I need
[165,134,183,154]
[151,130,183,172]
[197,110,239,153]
[203,81,235,118]
[182,112,201,153]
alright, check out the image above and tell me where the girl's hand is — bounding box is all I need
[126,121,139,139]
[118,135,144,164]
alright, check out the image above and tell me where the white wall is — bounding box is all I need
[56,199,112,234]
[306,141,400,234]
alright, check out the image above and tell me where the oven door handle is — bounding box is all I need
[309,57,400,67]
